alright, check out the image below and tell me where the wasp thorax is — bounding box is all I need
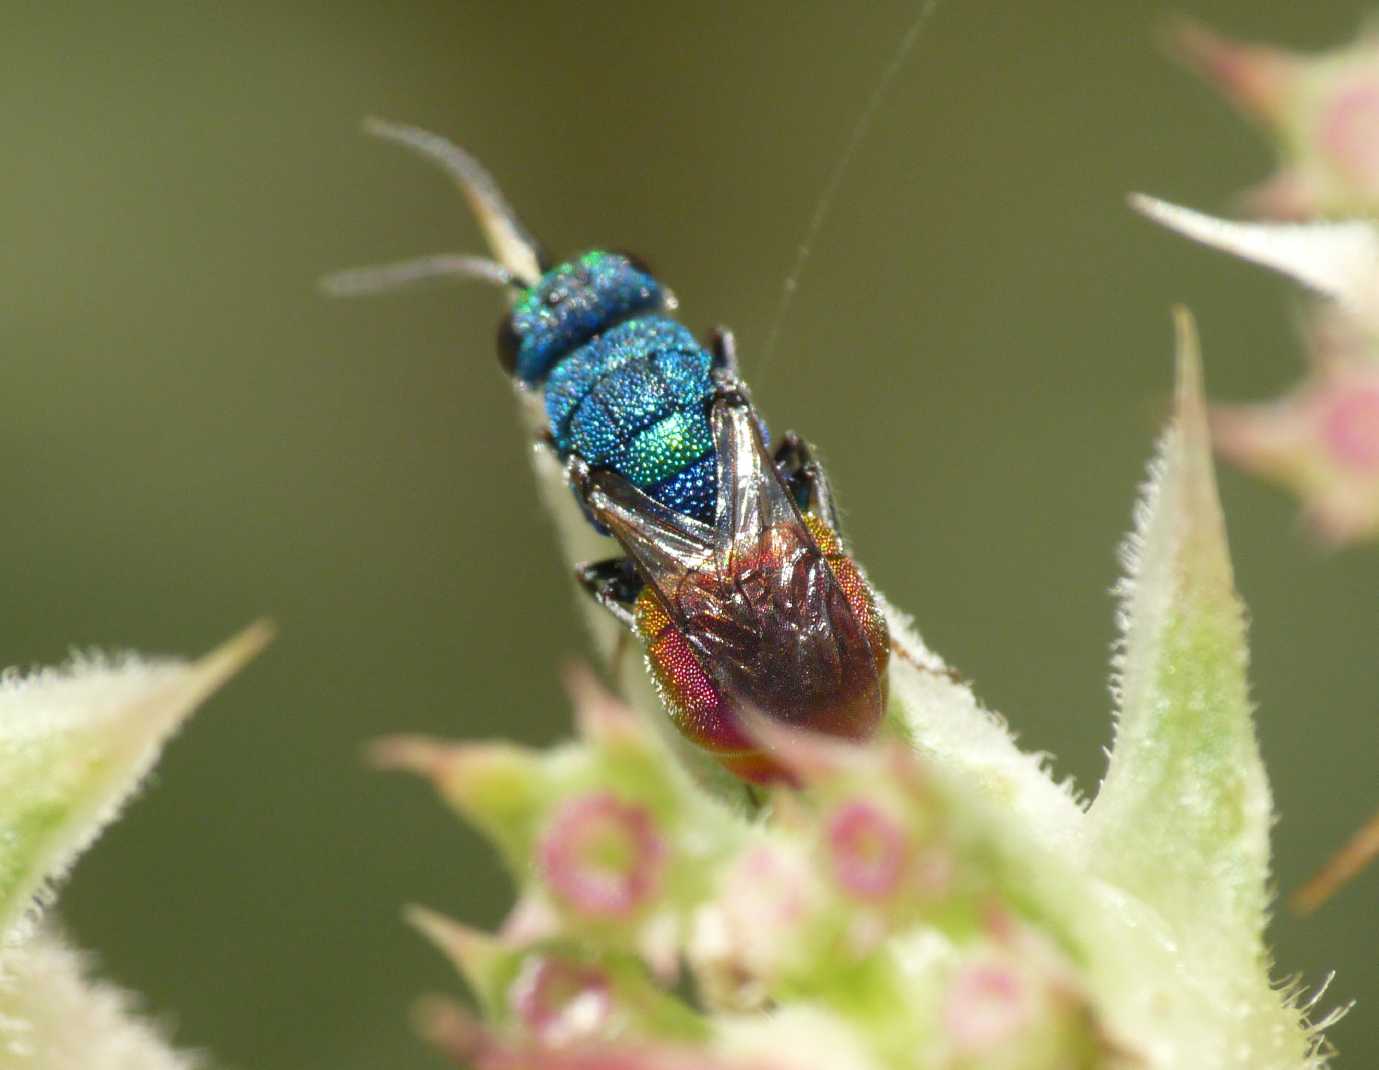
[501,251,666,385]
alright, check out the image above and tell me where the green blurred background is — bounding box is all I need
[4,1,1376,1066]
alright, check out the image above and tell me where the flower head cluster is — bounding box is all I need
[1138,19,1379,543]
[379,668,1115,1070]
[1172,18,1379,218]
[381,319,1336,1070]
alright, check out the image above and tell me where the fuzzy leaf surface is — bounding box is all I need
[0,623,272,937]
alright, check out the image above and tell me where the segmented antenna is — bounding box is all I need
[321,253,517,297]
[362,117,546,285]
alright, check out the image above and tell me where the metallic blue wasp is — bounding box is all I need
[330,120,890,782]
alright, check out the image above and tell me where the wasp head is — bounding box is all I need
[498,251,670,383]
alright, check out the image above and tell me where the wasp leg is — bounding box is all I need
[889,636,965,684]
[773,432,841,532]
[574,557,645,633]
[708,326,739,375]
[566,454,716,594]
[533,427,560,456]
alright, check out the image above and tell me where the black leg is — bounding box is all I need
[566,454,594,497]
[890,636,965,684]
[773,432,840,531]
[708,326,739,375]
[574,557,645,632]
[565,454,610,534]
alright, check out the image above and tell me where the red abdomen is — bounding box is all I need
[635,518,889,784]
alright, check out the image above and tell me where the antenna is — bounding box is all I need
[321,253,519,298]
[362,117,547,284]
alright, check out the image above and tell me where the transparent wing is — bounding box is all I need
[583,475,716,589]
[586,395,883,738]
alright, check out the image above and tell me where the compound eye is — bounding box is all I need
[496,315,522,375]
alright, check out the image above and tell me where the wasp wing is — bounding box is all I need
[582,476,717,592]
[587,395,883,739]
[699,397,883,735]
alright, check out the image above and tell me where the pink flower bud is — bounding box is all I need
[942,962,1032,1054]
[1320,77,1379,190]
[539,793,666,919]
[1318,380,1379,471]
[1212,356,1379,543]
[825,801,908,901]
[508,956,613,1045]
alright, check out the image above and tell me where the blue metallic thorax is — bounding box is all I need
[505,251,718,523]
[545,317,717,521]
